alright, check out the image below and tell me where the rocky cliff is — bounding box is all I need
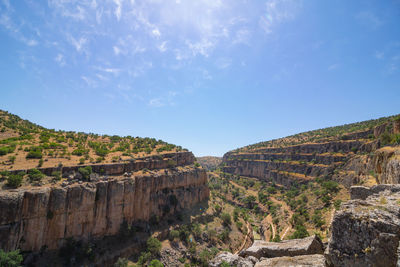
[0,152,209,253]
[327,184,400,267]
[222,120,400,187]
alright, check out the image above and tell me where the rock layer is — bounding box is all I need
[327,185,400,267]
[239,235,324,259]
[0,152,209,252]
[255,254,326,267]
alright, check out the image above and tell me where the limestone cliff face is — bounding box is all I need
[328,185,400,267]
[0,152,209,252]
[222,126,400,187]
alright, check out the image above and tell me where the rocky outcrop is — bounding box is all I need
[239,235,324,259]
[327,185,400,267]
[209,252,257,267]
[0,153,209,252]
[210,236,325,267]
[8,151,195,176]
[371,147,400,184]
[255,254,326,267]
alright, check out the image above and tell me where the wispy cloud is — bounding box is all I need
[216,57,232,69]
[374,51,384,59]
[328,63,339,71]
[67,35,87,52]
[54,53,66,66]
[113,0,122,21]
[356,11,383,29]
[259,0,302,34]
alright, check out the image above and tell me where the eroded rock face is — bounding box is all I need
[372,148,400,184]
[239,235,324,259]
[209,252,256,267]
[327,185,400,267]
[0,166,209,252]
[255,254,326,267]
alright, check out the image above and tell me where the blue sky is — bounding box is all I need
[1,0,399,157]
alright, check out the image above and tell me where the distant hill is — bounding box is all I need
[235,114,399,152]
[0,110,186,171]
[197,156,222,171]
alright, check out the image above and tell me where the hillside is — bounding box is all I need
[197,156,222,171]
[223,114,400,188]
[0,110,186,172]
[0,110,210,267]
[237,114,399,152]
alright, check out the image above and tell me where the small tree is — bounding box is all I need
[169,230,179,241]
[147,237,161,255]
[78,166,92,180]
[28,168,45,182]
[0,249,23,267]
[38,159,44,167]
[221,213,232,226]
[6,172,24,188]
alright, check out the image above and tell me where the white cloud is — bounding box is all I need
[328,63,339,71]
[68,35,87,52]
[356,11,383,29]
[113,46,121,55]
[158,41,167,52]
[216,57,232,69]
[54,53,66,66]
[149,98,164,107]
[81,76,97,87]
[114,0,122,21]
[259,0,301,34]
[27,39,38,46]
[152,28,161,37]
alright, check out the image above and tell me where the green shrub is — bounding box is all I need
[167,159,176,168]
[220,261,231,267]
[78,166,92,180]
[38,158,44,167]
[169,230,179,241]
[51,171,62,181]
[8,156,16,164]
[26,149,42,159]
[0,249,23,267]
[28,168,45,182]
[147,237,161,255]
[149,259,164,267]
[7,173,24,188]
[221,213,232,226]
[289,224,309,239]
[113,257,128,267]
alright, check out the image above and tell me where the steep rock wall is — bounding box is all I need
[0,153,209,252]
[223,130,400,187]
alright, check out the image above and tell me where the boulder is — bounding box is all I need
[327,188,400,267]
[255,254,326,267]
[239,235,323,259]
[209,252,255,267]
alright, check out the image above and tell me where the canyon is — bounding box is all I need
[0,152,209,253]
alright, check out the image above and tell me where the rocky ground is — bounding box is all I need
[210,184,400,267]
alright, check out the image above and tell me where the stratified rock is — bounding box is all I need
[0,162,209,252]
[239,235,323,259]
[209,252,255,267]
[327,186,400,267]
[255,254,326,267]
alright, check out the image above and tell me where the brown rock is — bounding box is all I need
[255,254,326,267]
[239,235,324,259]
[327,187,400,267]
[0,166,209,252]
